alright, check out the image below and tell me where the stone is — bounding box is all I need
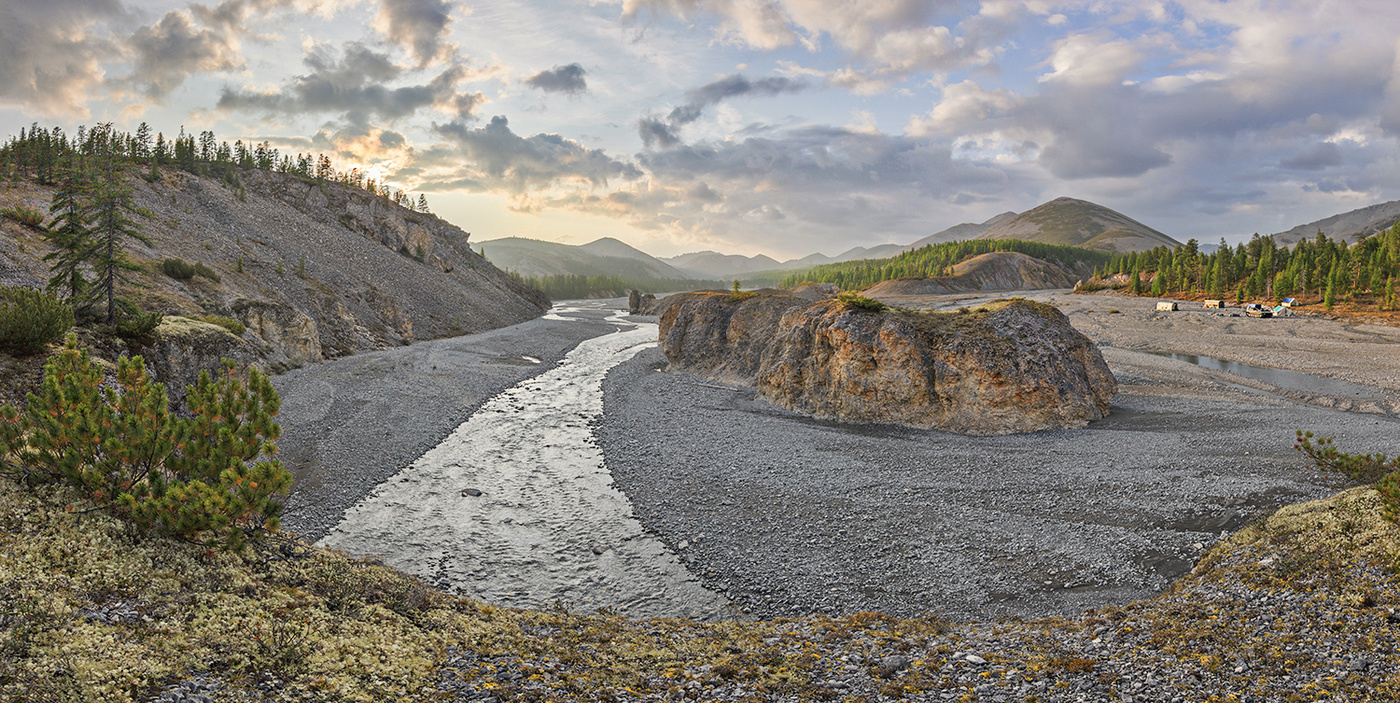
[658,292,1116,435]
[461,488,483,497]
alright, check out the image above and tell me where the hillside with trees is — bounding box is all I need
[0,122,548,385]
[776,238,1115,291]
[1082,226,1400,312]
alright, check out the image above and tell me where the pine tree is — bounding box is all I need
[87,170,151,323]
[0,338,292,550]
[417,193,429,213]
[43,153,96,305]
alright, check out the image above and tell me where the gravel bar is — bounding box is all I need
[599,291,1400,621]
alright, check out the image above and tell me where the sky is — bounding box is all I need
[2,0,1399,259]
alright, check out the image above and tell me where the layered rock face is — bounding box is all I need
[659,292,1115,435]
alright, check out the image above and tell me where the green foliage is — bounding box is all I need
[200,314,246,336]
[513,272,723,300]
[0,287,74,355]
[1296,430,1400,523]
[276,259,285,277]
[0,204,45,229]
[0,336,291,550]
[160,257,198,280]
[835,291,887,311]
[115,309,163,339]
[779,238,1115,291]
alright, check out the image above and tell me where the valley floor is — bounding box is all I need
[7,290,1400,701]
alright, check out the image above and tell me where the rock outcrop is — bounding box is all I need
[627,289,658,315]
[659,292,1115,435]
[862,251,1087,297]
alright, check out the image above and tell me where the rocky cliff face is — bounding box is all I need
[659,292,1115,435]
[0,168,550,383]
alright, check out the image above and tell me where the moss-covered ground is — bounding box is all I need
[3,474,1399,702]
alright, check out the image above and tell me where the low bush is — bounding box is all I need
[0,204,44,230]
[0,336,291,550]
[1296,429,1400,523]
[200,314,245,336]
[836,291,887,311]
[0,287,74,355]
[115,308,163,339]
[160,257,222,283]
[161,257,196,279]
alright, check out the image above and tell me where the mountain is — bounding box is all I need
[904,211,1019,249]
[666,250,781,279]
[0,167,548,376]
[475,237,696,281]
[1270,199,1400,246]
[973,197,1179,252]
[664,243,907,280]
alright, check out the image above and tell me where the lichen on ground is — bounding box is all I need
[2,474,1399,702]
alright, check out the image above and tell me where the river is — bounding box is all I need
[318,302,729,619]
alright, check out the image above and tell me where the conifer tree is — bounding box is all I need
[42,153,96,305]
[86,168,151,323]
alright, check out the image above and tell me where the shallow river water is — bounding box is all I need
[319,303,729,619]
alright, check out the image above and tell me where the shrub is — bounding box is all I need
[0,287,74,355]
[201,314,246,336]
[836,291,887,311]
[115,304,163,339]
[1296,430,1400,523]
[161,257,197,280]
[0,336,291,550]
[161,258,222,283]
[1,204,44,229]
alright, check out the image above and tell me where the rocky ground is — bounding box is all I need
[600,289,1400,622]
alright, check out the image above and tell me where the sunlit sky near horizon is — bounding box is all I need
[3,0,1399,259]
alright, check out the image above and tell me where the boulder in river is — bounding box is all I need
[659,292,1115,435]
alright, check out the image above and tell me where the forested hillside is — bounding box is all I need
[778,239,1115,290]
[1089,227,1400,310]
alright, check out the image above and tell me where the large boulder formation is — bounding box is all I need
[659,292,1115,435]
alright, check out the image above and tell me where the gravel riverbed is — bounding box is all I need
[600,290,1400,621]
[278,290,1400,624]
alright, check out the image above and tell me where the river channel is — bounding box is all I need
[318,304,729,620]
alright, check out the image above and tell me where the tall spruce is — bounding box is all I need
[42,153,96,305]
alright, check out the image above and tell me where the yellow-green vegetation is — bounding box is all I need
[3,473,1399,701]
[196,314,247,337]
[834,291,886,311]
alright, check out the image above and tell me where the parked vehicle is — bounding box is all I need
[1244,303,1273,318]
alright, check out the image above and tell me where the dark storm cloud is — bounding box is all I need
[376,0,454,67]
[0,0,123,115]
[431,115,643,192]
[217,41,470,123]
[525,63,587,94]
[125,9,244,98]
[638,74,807,147]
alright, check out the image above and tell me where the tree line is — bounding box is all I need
[778,239,1116,290]
[1097,225,1400,310]
[1,121,432,213]
[510,272,723,300]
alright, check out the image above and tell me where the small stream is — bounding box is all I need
[1142,350,1393,406]
[319,302,728,619]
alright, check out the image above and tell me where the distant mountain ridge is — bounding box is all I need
[476,236,695,281]
[1270,199,1400,246]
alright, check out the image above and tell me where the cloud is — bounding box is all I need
[375,0,455,67]
[0,0,123,116]
[526,63,588,94]
[638,73,807,147]
[1280,142,1343,171]
[125,9,245,99]
[427,115,643,193]
[621,0,1004,83]
[217,41,476,124]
